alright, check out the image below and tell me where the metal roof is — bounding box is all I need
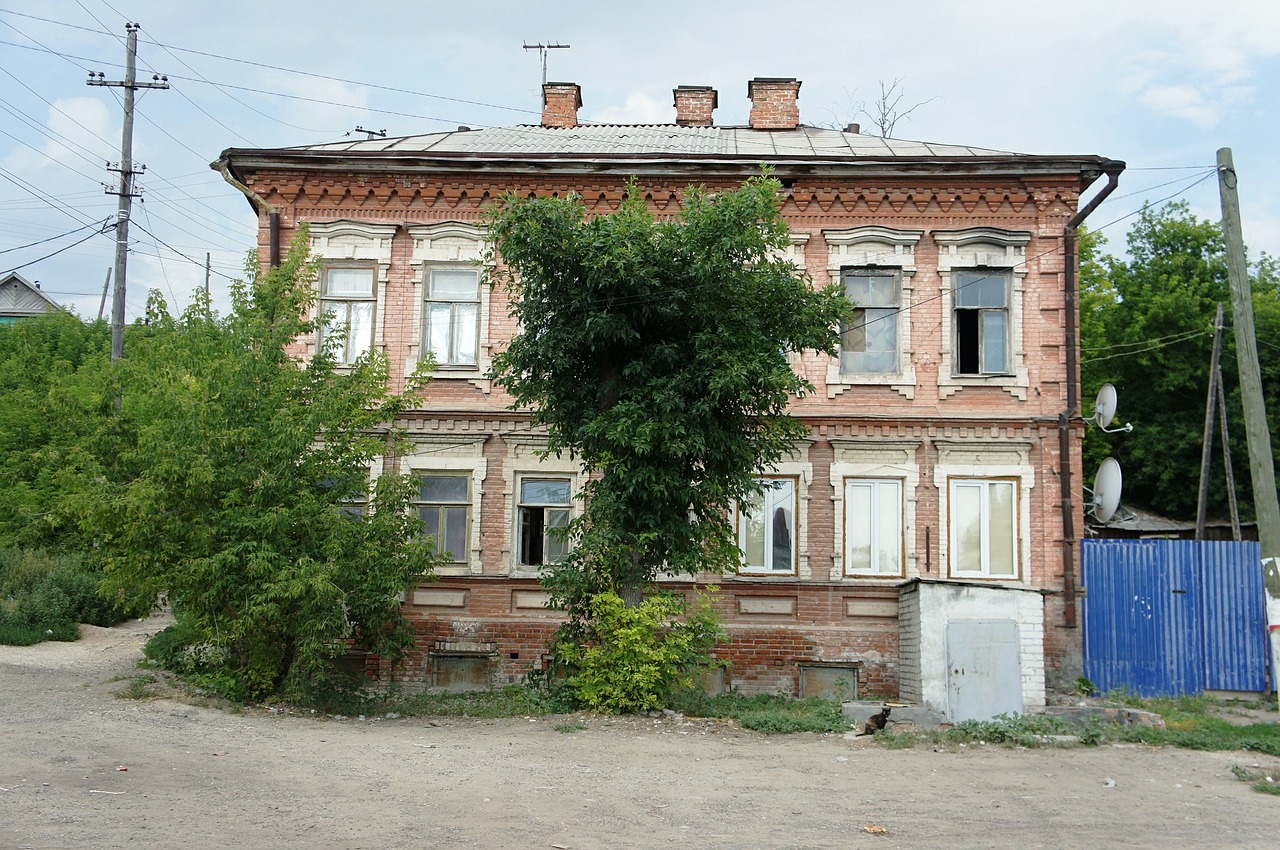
[272,124,1022,160]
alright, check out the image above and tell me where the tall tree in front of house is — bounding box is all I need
[1080,203,1280,520]
[79,232,443,702]
[487,176,849,709]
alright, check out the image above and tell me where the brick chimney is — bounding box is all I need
[542,82,582,128]
[747,77,802,130]
[673,85,718,127]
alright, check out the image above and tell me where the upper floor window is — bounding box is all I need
[320,265,375,365]
[424,268,481,368]
[738,477,797,575]
[841,270,900,374]
[949,478,1017,578]
[953,269,1011,375]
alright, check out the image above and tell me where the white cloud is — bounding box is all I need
[1138,84,1220,129]
[588,92,671,125]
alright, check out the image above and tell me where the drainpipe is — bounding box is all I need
[1060,160,1124,629]
[213,158,281,267]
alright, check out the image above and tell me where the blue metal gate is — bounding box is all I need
[1082,539,1268,696]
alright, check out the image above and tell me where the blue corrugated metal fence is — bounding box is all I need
[1082,539,1268,696]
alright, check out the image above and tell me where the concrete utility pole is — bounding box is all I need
[1217,147,1280,696]
[88,22,168,363]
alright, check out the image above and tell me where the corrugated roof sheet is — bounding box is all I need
[279,124,1022,160]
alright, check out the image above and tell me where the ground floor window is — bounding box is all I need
[738,477,797,574]
[844,478,902,576]
[518,477,572,566]
[416,474,470,564]
[949,478,1017,577]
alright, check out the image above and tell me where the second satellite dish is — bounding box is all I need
[1093,457,1123,523]
[1094,384,1118,429]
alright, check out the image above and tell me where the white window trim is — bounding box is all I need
[824,226,922,400]
[401,437,488,577]
[501,434,582,578]
[307,220,396,362]
[934,228,1031,400]
[407,222,493,393]
[829,439,920,580]
[733,458,813,579]
[933,440,1034,583]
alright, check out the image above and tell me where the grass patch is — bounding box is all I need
[554,721,588,733]
[388,686,553,719]
[1231,764,1280,795]
[114,674,159,700]
[669,691,852,734]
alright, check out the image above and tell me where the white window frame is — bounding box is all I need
[824,227,921,400]
[515,475,574,568]
[407,222,492,390]
[843,478,904,577]
[947,477,1019,579]
[318,264,376,365]
[306,220,395,363]
[935,228,1031,400]
[423,266,482,369]
[413,473,472,566]
[737,476,800,576]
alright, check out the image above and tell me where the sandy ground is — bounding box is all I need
[1,618,1278,850]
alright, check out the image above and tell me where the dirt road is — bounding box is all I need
[1,617,1276,849]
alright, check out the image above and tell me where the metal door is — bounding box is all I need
[946,620,1023,721]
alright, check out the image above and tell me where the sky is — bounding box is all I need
[2,0,1279,321]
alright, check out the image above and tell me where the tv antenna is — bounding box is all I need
[351,126,386,139]
[523,41,570,85]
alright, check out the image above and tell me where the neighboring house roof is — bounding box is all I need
[0,272,59,319]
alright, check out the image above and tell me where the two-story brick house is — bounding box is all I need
[215,78,1122,718]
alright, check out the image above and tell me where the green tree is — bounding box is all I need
[0,311,112,548]
[1080,202,1280,520]
[78,233,441,699]
[487,175,849,602]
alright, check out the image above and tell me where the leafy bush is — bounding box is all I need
[0,548,132,644]
[553,589,724,714]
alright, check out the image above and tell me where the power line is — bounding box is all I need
[0,218,107,255]
[1,219,111,274]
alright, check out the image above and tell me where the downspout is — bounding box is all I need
[212,158,282,267]
[1060,160,1124,628]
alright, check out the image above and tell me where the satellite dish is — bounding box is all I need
[1094,384,1118,429]
[1092,457,1123,523]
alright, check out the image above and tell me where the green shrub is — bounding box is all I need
[0,548,131,644]
[554,589,724,714]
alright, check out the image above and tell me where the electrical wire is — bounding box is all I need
[0,218,107,255]
[1,219,112,274]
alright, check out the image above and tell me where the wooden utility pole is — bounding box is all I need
[1195,302,1225,539]
[88,23,168,363]
[96,268,111,322]
[1217,146,1280,696]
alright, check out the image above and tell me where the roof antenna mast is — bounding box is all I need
[523,41,570,85]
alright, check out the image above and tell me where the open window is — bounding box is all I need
[517,477,572,567]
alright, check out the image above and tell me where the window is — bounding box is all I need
[949,478,1017,577]
[416,474,470,564]
[841,270,899,373]
[518,477,571,566]
[738,478,797,574]
[953,270,1010,374]
[320,266,376,365]
[844,479,902,576]
[424,268,480,367]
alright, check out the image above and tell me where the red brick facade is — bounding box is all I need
[217,79,1120,706]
